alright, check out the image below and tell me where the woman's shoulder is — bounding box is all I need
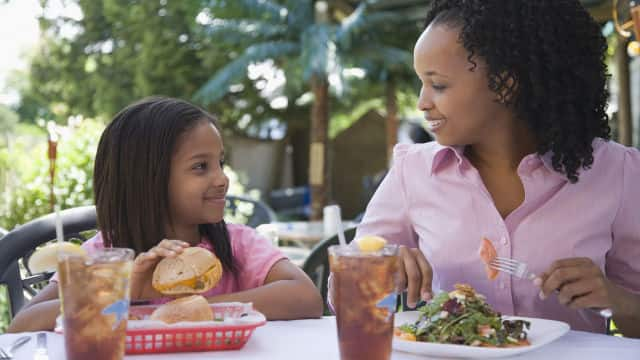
[393,141,442,158]
[392,141,460,176]
[592,138,640,168]
[582,139,640,187]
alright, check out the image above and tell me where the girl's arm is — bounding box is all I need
[206,259,323,320]
[7,283,60,332]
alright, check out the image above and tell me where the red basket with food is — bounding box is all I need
[125,298,266,354]
[56,299,266,354]
[55,247,266,354]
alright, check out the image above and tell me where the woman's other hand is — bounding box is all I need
[398,245,433,308]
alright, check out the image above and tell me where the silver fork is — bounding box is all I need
[489,256,613,318]
[490,256,537,280]
[0,348,9,360]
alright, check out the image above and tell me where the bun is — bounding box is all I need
[152,247,223,295]
[149,295,213,324]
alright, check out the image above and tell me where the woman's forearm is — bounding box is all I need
[7,299,61,333]
[610,285,640,338]
[207,280,323,320]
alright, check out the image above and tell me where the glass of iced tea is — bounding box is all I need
[329,243,399,360]
[57,247,134,360]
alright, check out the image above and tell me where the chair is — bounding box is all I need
[268,186,311,220]
[225,195,277,228]
[0,206,97,318]
[301,228,357,314]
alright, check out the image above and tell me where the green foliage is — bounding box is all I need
[0,119,102,230]
[0,105,18,144]
[195,0,416,106]
[0,286,7,332]
[23,0,210,120]
[194,40,299,103]
[19,0,420,138]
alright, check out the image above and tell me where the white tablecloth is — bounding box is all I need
[1,317,639,359]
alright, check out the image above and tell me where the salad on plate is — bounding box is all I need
[395,284,530,347]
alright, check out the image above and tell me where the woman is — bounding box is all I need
[357,0,640,336]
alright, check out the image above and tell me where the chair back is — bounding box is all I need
[0,206,97,318]
[225,195,277,227]
[301,228,357,314]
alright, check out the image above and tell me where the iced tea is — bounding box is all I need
[57,248,133,360]
[329,245,399,360]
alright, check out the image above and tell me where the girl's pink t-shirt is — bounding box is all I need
[52,223,286,304]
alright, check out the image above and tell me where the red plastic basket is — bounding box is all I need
[125,303,266,354]
[126,323,261,354]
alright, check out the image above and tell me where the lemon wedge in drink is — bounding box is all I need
[355,235,387,252]
[29,242,86,273]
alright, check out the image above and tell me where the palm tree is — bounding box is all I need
[194,0,412,219]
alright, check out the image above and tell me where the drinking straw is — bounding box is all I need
[55,204,64,244]
[330,205,347,247]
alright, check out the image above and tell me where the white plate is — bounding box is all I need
[393,311,569,359]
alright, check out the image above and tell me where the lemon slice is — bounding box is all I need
[29,242,87,273]
[355,235,387,252]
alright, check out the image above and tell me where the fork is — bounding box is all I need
[489,256,613,318]
[0,348,9,360]
[490,256,537,280]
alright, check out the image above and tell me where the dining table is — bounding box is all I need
[270,221,357,249]
[1,316,638,359]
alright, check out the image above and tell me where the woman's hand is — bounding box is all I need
[537,257,615,310]
[398,245,433,308]
[538,257,640,338]
[130,239,190,300]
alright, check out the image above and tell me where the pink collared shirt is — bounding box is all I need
[52,223,287,304]
[356,139,640,333]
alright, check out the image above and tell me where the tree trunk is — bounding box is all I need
[309,75,329,220]
[385,76,398,165]
[616,35,633,146]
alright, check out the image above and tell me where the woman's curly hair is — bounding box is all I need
[425,0,611,183]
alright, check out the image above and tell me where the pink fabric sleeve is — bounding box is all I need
[228,224,287,291]
[607,148,640,294]
[355,144,418,247]
[49,232,104,282]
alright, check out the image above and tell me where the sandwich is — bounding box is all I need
[149,295,214,324]
[152,247,223,295]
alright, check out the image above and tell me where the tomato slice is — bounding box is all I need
[478,237,499,280]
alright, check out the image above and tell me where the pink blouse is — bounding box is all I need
[356,139,640,333]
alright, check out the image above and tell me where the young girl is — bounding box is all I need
[9,97,323,332]
[355,0,640,337]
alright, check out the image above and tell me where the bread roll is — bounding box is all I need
[149,295,213,324]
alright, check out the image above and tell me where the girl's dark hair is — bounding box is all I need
[425,0,611,182]
[94,96,235,273]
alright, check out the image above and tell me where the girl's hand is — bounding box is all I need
[398,245,433,308]
[130,239,190,300]
[537,257,615,310]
